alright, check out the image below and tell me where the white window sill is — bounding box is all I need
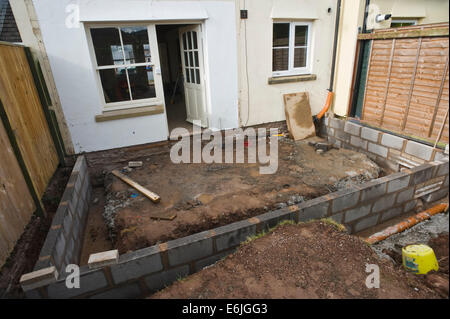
[268,74,316,84]
[95,104,164,122]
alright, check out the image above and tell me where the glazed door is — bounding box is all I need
[179,25,207,127]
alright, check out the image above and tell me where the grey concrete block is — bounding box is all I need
[434,151,448,162]
[423,188,449,203]
[90,283,141,299]
[403,200,417,213]
[350,136,368,150]
[298,199,330,222]
[381,134,405,150]
[335,130,351,143]
[331,189,360,213]
[372,193,396,213]
[167,231,214,266]
[145,265,190,293]
[62,209,74,238]
[344,204,372,223]
[387,175,410,193]
[215,222,256,252]
[111,246,163,284]
[396,187,414,204]
[329,212,343,224]
[324,116,330,126]
[52,231,67,270]
[360,181,387,202]
[47,268,108,299]
[368,142,388,158]
[344,121,361,136]
[444,175,449,188]
[436,162,449,177]
[361,127,380,142]
[353,214,379,233]
[330,118,345,130]
[25,289,42,299]
[195,250,233,271]
[405,141,433,161]
[411,165,433,185]
[381,207,403,222]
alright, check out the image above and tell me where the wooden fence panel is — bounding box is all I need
[361,24,449,145]
[0,44,59,197]
[0,119,35,266]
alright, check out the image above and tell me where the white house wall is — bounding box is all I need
[31,0,238,153]
[236,0,337,126]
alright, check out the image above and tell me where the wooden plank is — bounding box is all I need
[111,170,160,203]
[283,92,315,141]
[358,27,449,40]
[428,55,449,137]
[0,119,35,266]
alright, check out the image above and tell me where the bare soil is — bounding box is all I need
[0,165,73,298]
[151,221,443,299]
[84,135,381,255]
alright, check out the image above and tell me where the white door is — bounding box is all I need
[179,25,208,127]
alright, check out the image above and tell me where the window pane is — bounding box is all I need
[192,31,198,49]
[129,66,156,100]
[189,52,193,68]
[294,47,307,68]
[273,23,289,47]
[195,69,200,84]
[295,26,308,46]
[183,33,187,50]
[190,68,195,84]
[272,48,289,71]
[184,52,189,67]
[90,28,123,66]
[187,32,192,50]
[194,52,199,67]
[99,68,130,102]
[120,26,150,64]
[185,68,190,83]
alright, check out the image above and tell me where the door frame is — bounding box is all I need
[155,21,209,135]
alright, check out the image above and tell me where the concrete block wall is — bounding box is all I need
[30,156,91,279]
[21,121,448,298]
[321,116,448,172]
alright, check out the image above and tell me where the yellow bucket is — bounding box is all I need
[402,244,439,275]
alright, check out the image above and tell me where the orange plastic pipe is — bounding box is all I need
[365,203,449,245]
[316,91,334,120]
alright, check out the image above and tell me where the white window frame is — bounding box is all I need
[272,21,313,77]
[390,19,418,27]
[86,23,163,112]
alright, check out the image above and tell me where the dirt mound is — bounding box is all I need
[151,221,442,299]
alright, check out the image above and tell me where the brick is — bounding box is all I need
[368,142,388,158]
[344,204,372,223]
[331,189,360,213]
[381,207,403,222]
[353,214,379,233]
[387,175,410,193]
[20,266,58,291]
[145,265,190,293]
[167,231,213,266]
[405,141,433,161]
[90,283,141,299]
[47,268,108,299]
[215,222,256,252]
[423,188,449,203]
[372,193,396,213]
[344,121,361,136]
[110,246,163,284]
[350,136,367,149]
[396,187,414,204]
[381,134,405,150]
[360,181,387,202]
[361,127,380,142]
[330,118,345,130]
[298,198,330,222]
[88,250,119,269]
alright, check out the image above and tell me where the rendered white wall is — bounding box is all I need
[32,0,238,153]
[236,0,337,127]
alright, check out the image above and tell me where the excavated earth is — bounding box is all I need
[151,221,443,299]
[82,136,382,256]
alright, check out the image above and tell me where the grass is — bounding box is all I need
[319,218,347,232]
[243,219,296,245]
